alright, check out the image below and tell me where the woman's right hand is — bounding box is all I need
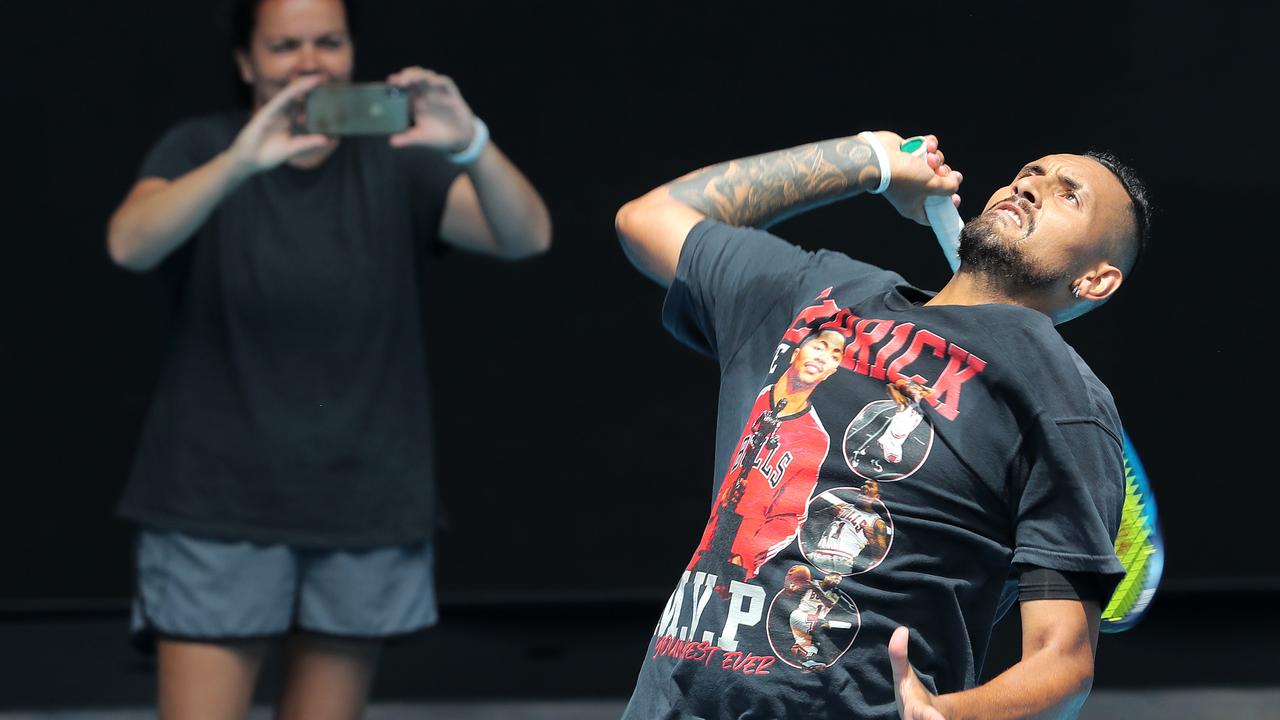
[228,75,330,174]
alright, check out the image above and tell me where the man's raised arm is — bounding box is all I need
[614,131,961,286]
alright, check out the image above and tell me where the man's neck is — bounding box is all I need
[925,270,1048,317]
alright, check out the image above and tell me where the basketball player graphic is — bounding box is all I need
[844,378,936,482]
[765,564,861,671]
[802,481,893,575]
[688,327,844,590]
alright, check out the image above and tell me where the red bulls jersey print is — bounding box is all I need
[688,388,831,581]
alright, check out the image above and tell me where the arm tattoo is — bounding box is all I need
[664,136,881,227]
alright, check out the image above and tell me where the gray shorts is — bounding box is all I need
[131,528,438,641]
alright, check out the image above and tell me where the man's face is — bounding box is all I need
[789,330,846,386]
[235,0,354,108]
[958,154,1133,290]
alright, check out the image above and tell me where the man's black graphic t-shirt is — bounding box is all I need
[624,220,1125,719]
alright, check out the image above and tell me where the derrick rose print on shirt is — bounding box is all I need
[800,482,893,576]
[687,325,844,591]
[650,289,987,675]
[767,564,861,670]
[775,288,987,421]
[844,379,936,482]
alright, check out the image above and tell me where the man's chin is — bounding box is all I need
[959,220,1016,267]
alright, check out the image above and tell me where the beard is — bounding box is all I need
[956,213,1069,290]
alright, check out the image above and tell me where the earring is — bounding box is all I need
[1072,284,1082,299]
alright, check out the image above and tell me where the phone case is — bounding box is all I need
[305,83,411,136]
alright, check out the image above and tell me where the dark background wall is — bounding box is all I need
[1,0,1273,619]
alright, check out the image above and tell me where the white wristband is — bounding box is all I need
[858,131,892,194]
[448,117,489,166]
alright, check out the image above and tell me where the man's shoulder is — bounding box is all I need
[802,247,909,299]
[1063,344,1122,428]
[978,307,1071,361]
[984,316,1120,422]
[807,245,894,275]
[689,220,899,279]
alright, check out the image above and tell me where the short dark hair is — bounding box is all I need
[227,0,357,53]
[1085,150,1151,276]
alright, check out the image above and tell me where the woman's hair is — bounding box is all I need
[226,0,357,52]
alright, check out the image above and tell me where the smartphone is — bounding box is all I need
[305,83,410,136]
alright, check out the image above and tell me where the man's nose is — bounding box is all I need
[1012,177,1042,208]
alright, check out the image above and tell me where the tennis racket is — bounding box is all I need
[1100,431,1164,632]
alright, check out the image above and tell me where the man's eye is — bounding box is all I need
[1065,192,1079,205]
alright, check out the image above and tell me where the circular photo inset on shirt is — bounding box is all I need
[766,565,860,671]
[799,484,893,576]
[843,380,935,481]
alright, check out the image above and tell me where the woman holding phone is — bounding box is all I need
[107,0,551,716]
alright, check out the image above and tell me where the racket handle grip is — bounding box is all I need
[899,136,963,272]
[925,195,962,272]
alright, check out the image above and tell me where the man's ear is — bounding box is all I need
[1078,263,1123,303]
